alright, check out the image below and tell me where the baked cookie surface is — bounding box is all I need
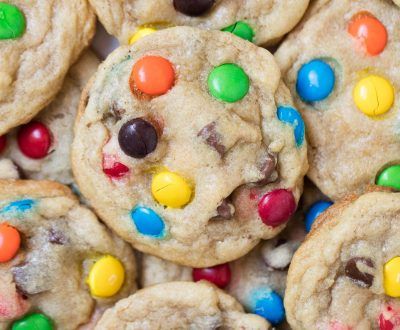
[72,27,308,267]
[0,1,95,135]
[275,0,400,200]
[0,180,137,329]
[96,281,270,329]
[285,189,400,329]
[88,0,309,46]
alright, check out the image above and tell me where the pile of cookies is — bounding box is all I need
[0,0,399,329]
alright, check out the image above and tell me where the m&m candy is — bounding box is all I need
[0,223,20,262]
[304,200,333,233]
[130,56,175,96]
[277,106,305,147]
[151,171,192,208]
[87,255,125,298]
[251,289,285,326]
[258,189,296,227]
[376,165,400,190]
[0,3,26,40]
[173,0,215,16]
[12,313,53,330]
[17,122,52,159]
[131,206,165,237]
[296,59,335,102]
[222,21,255,42]
[353,75,394,116]
[129,27,156,44]
[102,155,129,179]
[384,257,400,297]
[208,63,249,103]
[192,263,231,288]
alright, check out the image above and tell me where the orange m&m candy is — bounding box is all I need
[348,12,388,56]
[130,56,175,96]
[0,223,21,262]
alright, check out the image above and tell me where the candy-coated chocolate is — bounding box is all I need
[304,200,333,232]
[0,223,20,263]
[353,75,394,116]
[17,122,52,159]
[129,27,156,44]
[118,118,158,158]
[151,171,192,208]
[102,155,129,179]
[377,165,400,190]
[1,199,35,214]
[130,56,175,96]
[11,313,53,330]
[251,289,285,326]
[384,257,400,297]
[0,3,25,40]
[277,106,305,147]
[379,305,400,330]
[173,0,215,16]
[258,189,296,227]
[192,263,231,288]
[87,255,125,298]
[0,135,6,153]
[296,59,335,102]
[208,63,249,103]
[222,21,255,42]
[131,206,165,237]
[348,12,387,56]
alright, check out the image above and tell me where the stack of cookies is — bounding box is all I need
[0,1,399,329]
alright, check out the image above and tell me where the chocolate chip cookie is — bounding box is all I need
[0,1,95,135]
[72,27,308,267]
[96,281,270,329]
[0,180,137,329]
[88,0,309,46]
[275,0,400,200]
[285,188,400,329]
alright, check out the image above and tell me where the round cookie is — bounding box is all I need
[88,0,309,46]
[394,0,400,6]
[0,51,99,185]
[275,0,400,200]
[96,281,270,329]
[72,27,308,267]
[0,1,95,135]
[0,180,137,329]
[285,188,400,329]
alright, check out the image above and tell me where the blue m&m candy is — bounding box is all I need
[250,289,285,326]
[296,59,335,102]
[130,206,165,238]
[277,106,305,147]
[304,200,333,232]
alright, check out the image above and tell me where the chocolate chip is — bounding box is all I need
[48,228,68,245]
[257,153,278,185]
[216,199,233,219]
[345,257,374,288]
[198,122,226,156]
[118,118,158,158]
[173,0,215,16]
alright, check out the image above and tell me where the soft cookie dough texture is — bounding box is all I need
[275,0,400,200]
[286,189,400,329]
[96,281,270,329]
[0,1,95,134]
[0,180,137,329]
[72,27,307,267]
[88,0,309,46]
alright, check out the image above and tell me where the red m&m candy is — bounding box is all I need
[0,223,21,263]
[348,12,387,56]
[102,154,129,179]
[258,189,296,227]
[192,263,231,288]
[17,122,51,159]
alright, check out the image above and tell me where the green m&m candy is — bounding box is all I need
[0,2,26,40]
[376,165,400,190]
[222,21,255,42]
[12,313,53,330]
[208,63,249,103]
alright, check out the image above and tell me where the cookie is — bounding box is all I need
[72,27,308,267]
[275,0,400,200]
[88,0,309,46]
[0,180,137,329]
[0,159,19,180]
[285,188,400,329]
[0,1,95,135]
[96,281,270,329]
[0,50,99,185]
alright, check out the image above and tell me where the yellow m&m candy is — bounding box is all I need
[151,171,192,208]
[87,255,125,298]
[353,75,394,116]
[383,256,400,297]
[129,27,157,45]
